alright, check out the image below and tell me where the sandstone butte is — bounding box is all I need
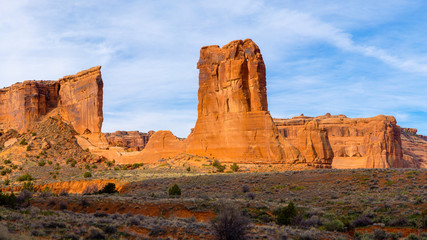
[0,66,103,135]
[0,39,424,169]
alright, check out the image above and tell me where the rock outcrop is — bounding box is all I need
[0,66,103,134]
[105,131,155,151]
[401,128,427,168]
[274,114,406,168]
[139,39,304,164]
[185,39,301,163]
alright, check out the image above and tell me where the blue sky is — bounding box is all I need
[1,0,426,137]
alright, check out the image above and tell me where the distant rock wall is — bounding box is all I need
[0,66,103,134]
[274,114,406,168]
[105,130,155,151]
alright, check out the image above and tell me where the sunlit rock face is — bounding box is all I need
[0,66,103,134]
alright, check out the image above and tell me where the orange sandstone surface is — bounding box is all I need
[0,66,103,134]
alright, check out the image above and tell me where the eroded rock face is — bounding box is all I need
[0,66,103,134]
[184,39,301,163]
[105,131,154,151]
[401,128,427,168]
[275,114,406,168]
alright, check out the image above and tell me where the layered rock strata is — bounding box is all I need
[274,114,405,168]
[105,130,155,151]
[0,66,103,134]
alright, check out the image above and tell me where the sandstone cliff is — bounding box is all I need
[105,130,155,151]
[401,128,427,168]
[274,114,406,168]
[0,66,103,134]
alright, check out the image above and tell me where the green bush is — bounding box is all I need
[26,145,31,151]
[47,160,52,165]
[22,181,35,192]
[277,201,297,225]
[0,190,17,208]
[230,163,239,172]
[70,160,77,167]
[19,138,27,145]
[1,169,11,176]
[168,184,181,197]
[186,166,191,172]
[324,219,345,232]
[212,160,226,172]
[17,173,34,182]
[98,183,118,194]
[3,159,11,164]
[83,172,92,178]
[38,160,46,166]
[4,179,10,186]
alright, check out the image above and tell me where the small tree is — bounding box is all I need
[84,172,92,178]
[230,163,239,172]
[168,184,181,197]
[277,201,297,225]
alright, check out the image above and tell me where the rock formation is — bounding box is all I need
[401,128,427,168]
[185,39,301,163]
[140,39,304,164]
[274,114,406,168]
[105,130,155,151]
[0,66,103,134]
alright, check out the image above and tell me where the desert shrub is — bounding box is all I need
[242,185,250,193]
[26,145,31,151]
[70,160,77,167]
[372,229,388,240]
[80,198,90,208]
[84,172,92,178]
[0,168,11,176]
[17,190,33,206]
[212,160,226,172]
[3,159,11,164]
[59,202,67,210]
[17,173,34,181]
[83,185,99,195]
[19,138,27,145]
[211,206,250,240]
[389,216,407,227]
[47,160,52,165]
[127,216,140,226]
[38,160,46,166]
[39,187,52,198]
[277,201,297,225]
[105,161,113,167]
[3,179,10,186]
[149,226,167,237]
[0,190,17,208]
[168,183,181,197]
[85,164,90,170]
[246,192,256,200]
[22,181,34,191]
[87,226,105,239]
[103,225,117,234]
[230,163,239,172]
[352,215,373,227]
[323,219,345,232]
[132,163,143,169]
[98,183,118,194]
[406,233,419,240]
[59,189,69,196]
[186,166,191,172]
